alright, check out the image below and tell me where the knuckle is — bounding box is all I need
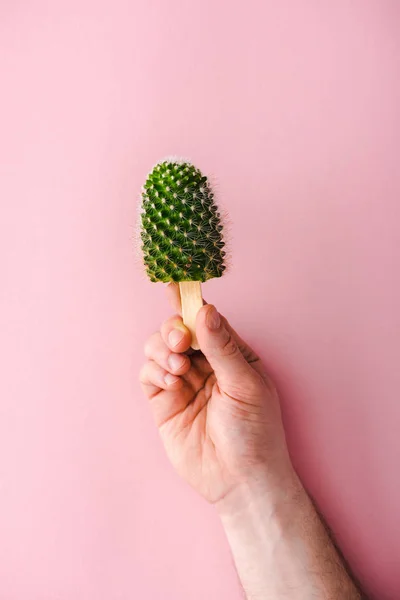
[144,332,159,358]
[219,333,239,358]
[167,314,183,327]
[220,315,229,328]
[162,314,182,333]
[224,374,264,401]
[139,363,149,383]
[246,377,265,398]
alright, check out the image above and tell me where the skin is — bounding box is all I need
[140,283,365,599]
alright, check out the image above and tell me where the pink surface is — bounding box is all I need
[0,1,399,598]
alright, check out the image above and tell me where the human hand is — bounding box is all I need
[140,284,295,506]
[141,287,365,600]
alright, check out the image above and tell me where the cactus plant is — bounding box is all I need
[140,159,225,283]
[139,158,226,349]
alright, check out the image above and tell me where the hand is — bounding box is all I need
[141,285,365,599]
[140,284,294,506]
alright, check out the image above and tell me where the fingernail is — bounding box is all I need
[164,373,180,386]
[168,353,186,372]
[206,306,221,330]
[169,328,185,348]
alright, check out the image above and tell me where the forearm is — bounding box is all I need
[216,466,363,600]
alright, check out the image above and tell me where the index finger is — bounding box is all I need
[160,314,192,354]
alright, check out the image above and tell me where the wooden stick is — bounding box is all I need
[179,281,203,350]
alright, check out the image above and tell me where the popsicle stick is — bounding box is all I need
[179,281,203,350]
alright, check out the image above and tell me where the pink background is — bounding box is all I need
[1,1,399,598]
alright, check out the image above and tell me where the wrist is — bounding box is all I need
[215,460,305,523]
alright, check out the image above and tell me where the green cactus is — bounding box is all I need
[140,159,226,283]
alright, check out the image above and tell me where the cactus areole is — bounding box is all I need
[140,159,226,283]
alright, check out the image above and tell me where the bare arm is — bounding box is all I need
[140,285,365,599]
[217,469,363,599]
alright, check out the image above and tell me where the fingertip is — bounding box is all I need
[197,304,221,331]
[168,326,192,353]
[164,373,182,387]
[161,316,192,353]
[167,352,191,375]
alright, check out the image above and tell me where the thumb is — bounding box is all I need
[196,304,253,390]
